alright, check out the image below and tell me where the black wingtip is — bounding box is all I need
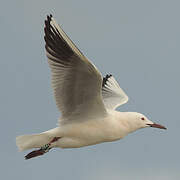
[102,74,112,87]
[44,15,53,33]
[46,14,53,23]
[47,14,53,18]
[44,14,75,60]
[47,15,51,22]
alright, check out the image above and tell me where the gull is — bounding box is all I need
[16,15,166,160]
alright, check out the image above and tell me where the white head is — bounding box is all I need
[124,112,166,133]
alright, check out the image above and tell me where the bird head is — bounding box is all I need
[125,112,167,132]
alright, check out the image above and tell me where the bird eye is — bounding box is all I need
[141,117,145,121]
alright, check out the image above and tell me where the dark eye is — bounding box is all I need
[141,117,145,121]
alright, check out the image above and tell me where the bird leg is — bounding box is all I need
[25,137,61,160]
[49,137,61,143]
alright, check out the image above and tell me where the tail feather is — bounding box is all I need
[16,133,51,151]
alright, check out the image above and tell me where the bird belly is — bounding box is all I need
[55,119,125,148]
[55,137,100,148]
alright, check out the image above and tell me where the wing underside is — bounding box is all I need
[44,15,107,121]
[102,75,128,110]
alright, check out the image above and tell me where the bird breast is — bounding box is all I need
[56,113,128,148]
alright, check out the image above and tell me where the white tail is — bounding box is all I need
[16,133,51,151]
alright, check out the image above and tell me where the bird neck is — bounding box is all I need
[116,112,142,134]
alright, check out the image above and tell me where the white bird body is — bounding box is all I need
[16,110,152,151]
[16,15,166,159]
[56,111,128,148]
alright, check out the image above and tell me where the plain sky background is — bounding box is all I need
[1,0,180,179]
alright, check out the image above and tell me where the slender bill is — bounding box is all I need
[147,123,167,130]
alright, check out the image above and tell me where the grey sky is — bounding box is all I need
[1,0,180,179]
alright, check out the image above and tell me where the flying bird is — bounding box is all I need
[16,15,166,160]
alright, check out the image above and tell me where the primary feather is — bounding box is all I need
[44,15,107,121]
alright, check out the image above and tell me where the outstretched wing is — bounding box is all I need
[44,15,107,121]
[102,75,128,110]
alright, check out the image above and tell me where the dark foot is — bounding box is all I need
[25,148,48,160]
[25,137,60,160]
